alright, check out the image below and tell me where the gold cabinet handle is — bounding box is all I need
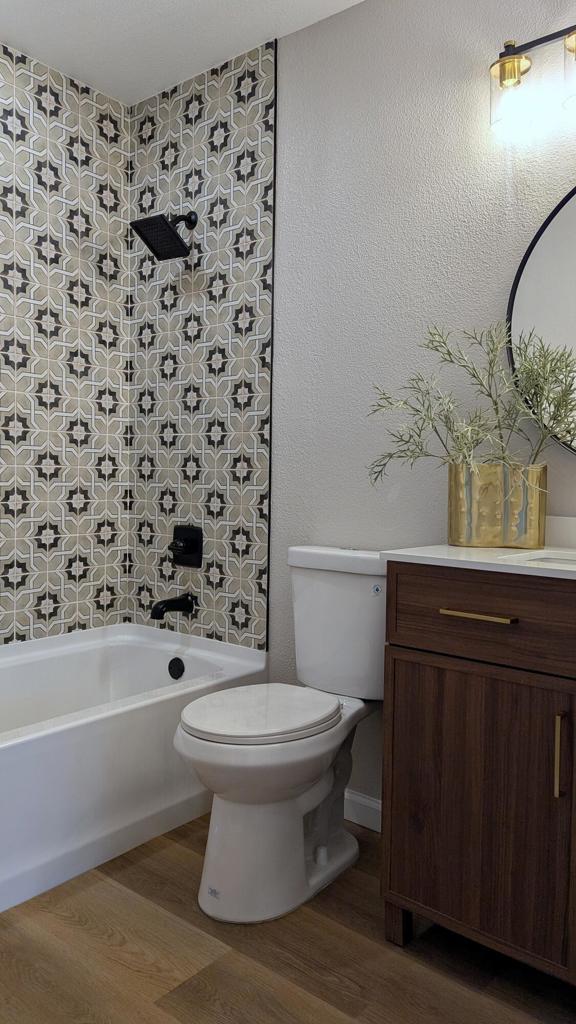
[554,714,565,800]
[439,608,519,625]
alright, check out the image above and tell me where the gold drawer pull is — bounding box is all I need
[554,714,565,799]
[439,608,519,625]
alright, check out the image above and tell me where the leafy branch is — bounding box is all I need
[369,323,576,483]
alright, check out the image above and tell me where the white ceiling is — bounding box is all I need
[0,0,366,105]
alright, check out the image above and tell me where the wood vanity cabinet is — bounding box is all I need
[382,561,576,982]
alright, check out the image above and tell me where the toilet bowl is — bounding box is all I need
[175,684,371,922]
[175,546,386,923]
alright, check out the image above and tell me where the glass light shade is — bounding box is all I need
[564,32,576,107]
[490,50,532,126]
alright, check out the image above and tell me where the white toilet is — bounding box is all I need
[174,545,386,923]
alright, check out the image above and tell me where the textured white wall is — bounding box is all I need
[271,0,576,800]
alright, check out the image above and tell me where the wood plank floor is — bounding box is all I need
[1,818,576,1023]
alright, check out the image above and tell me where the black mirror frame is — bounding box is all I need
[506,182,576,456]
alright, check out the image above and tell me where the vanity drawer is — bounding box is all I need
[387,562,576,677]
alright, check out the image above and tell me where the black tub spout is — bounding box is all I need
[150,593,198,621]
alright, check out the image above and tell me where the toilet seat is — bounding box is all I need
[180,683,342,745]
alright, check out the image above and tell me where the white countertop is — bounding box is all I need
[379,544,576,580]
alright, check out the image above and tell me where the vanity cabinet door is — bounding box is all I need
[384,648,574,968]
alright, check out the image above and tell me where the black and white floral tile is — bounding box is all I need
[0,41,275,649]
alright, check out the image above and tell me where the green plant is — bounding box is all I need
[369,323,576,483]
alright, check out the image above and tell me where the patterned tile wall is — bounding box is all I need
[0,44,133,643]
[128,43,275,649]
[0,41,274,648]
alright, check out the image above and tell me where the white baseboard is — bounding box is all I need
[344,788,382,832]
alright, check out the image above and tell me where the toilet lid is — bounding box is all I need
[180,683,342,744]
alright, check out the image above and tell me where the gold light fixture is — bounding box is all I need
[490,24,576,127]
[564,31,576,106]
[490,40,532,125]
[491,41,531,89]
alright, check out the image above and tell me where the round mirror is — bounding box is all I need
[507,184,576,454]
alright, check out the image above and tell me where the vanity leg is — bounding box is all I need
[385,902,413,946]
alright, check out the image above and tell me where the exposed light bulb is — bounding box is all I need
[490,41,532,127]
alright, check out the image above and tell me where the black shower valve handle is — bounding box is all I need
[168,539,186,554]
[168,539,197,564]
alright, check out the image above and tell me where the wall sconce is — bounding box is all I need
[565,31,576,107]
[490,24,576,126]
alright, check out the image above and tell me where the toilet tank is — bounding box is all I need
[288,546,386,701]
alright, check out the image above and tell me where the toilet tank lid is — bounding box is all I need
[288,546,386,576]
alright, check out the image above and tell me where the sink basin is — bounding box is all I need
[498,549,576,568]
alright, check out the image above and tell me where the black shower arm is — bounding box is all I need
[171,212,198,231]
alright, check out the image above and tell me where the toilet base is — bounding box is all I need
[198,739,360,923]
[198,793,359,923]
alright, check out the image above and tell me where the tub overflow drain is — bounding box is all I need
[168,657,185,680]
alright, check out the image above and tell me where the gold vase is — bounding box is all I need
[448,463,547,549]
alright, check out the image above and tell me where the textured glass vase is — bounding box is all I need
[448,463,547,549]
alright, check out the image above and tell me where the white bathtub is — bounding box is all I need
[0,624,266,912]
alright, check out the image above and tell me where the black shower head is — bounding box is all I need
[130,211,198,261]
